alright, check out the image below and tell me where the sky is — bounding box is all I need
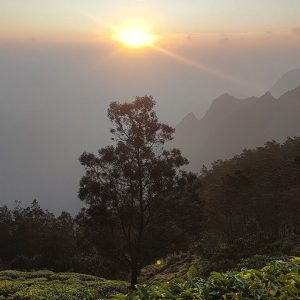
[0,0,300,213]
[1,0,300,40]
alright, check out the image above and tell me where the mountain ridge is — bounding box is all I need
[174,84,300,172]
[270,69,300,98]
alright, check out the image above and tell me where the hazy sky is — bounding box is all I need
[1,0,300,41]
[0,1,300,213]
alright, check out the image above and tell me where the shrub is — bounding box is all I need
[113,257,300,300]
[0,270,128,300]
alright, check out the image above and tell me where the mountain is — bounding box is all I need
[173,86,300,172]
[270,69,300,98]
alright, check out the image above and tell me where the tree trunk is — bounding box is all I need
[130,262,138,289]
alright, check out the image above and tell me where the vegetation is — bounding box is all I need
[0,270,128,300]
[113,258,300,300]
[0,258,298,299]
[0,98,300,294]
[78,96,190,287]
[198,138,300,262]
[0,201,77,272]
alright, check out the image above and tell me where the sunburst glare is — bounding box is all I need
[113,26,158,48]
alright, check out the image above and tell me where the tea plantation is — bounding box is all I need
[0,270,128,299]
[0,258,299,299]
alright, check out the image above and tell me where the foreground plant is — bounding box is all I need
[112,258,300,300]
[0,271,128,300]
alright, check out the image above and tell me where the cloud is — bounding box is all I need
[291,27,300,36]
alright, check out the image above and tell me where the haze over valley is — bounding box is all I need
[0,41,300,212]
[1,0,300,213]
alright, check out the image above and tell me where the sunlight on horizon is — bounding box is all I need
[113,26,158,48]
[103,18,246,85]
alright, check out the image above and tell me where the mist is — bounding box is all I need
[0,37,299,213]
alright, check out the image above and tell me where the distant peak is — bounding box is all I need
[264,91,272,96]
[211,93,238,107]
[218,93,233,99]
[270,69,300,98]
[176,112,198,129]
[184,112,198,121]
[261,91,275,100]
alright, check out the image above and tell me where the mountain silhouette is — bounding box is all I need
[270,69,300,98]
[173,86,300,172]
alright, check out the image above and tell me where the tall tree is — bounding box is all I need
[79,96,188,287]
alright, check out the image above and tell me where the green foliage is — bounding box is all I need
[0,270,128,300]
[198,137,300,260]
[0,201,77,273]
[187,266,198,280]
[113,258,300,300]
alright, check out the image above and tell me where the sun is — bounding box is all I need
[114,26,157,48]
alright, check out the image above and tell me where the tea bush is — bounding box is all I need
[0,270,128,300]
[113,258,300,299]
[1,258,299,299]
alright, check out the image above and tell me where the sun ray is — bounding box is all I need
[73,9,248,84]
[149,44,247,84]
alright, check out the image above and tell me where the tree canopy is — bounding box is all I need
[78,96,189,287]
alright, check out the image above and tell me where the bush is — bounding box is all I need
[0,270,128,300]
[113,257,300,300]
